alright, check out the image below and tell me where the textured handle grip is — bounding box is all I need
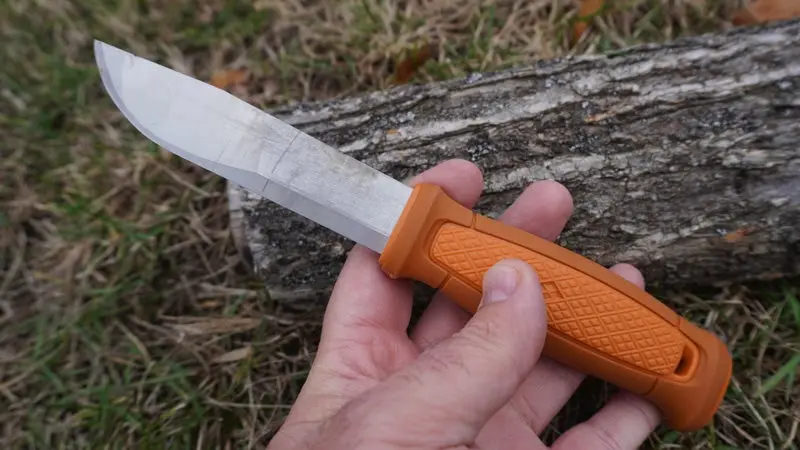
[379,184,731,432]
[432,221,687,373]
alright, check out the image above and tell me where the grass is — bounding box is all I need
[0,0,797,448]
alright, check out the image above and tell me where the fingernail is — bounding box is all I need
[482,262,521,304]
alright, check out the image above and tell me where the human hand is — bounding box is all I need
[267,159,660,450]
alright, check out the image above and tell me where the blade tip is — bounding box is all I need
[91,40,162,152]
[92,40,131,116]
[93,39,119,70]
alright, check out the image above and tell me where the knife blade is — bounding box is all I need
[94,40,731,432]
[93,40,411,253]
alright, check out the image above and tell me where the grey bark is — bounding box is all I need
[230,20,800,307]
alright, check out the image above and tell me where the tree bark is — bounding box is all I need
[230,20,800,307]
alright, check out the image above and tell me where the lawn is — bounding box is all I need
[1,0,798,448]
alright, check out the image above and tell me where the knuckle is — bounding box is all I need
[458,315,515,362]
[509,389,545,430]
[462,315,505,349]
[583,420,625,450]
[458,316,532,379]
[418,343,471,376]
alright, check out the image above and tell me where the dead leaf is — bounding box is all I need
[212,346,252,364]
[210,69,249,90]
[171,317,260,336]
[198,5,215,24]
[573,0,607,44]
[757,271,786,280]
[199,299,222,309]
[723,226,758,243]
[392,43,437,85]
[584,111,615,123]
[732,0,800,25]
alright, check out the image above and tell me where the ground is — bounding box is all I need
[0,0,798,448]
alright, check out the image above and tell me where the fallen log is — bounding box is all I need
[229,20,800,308]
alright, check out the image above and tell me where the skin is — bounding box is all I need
[267,159,660,450]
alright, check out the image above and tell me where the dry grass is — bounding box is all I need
[0,0,797,448]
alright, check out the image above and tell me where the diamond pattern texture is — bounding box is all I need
[431,223,686,375]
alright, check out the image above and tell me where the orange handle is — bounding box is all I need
[378,184,731,432]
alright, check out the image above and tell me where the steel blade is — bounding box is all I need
[94,40,412,252]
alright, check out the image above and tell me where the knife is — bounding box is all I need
[93,40,731,432]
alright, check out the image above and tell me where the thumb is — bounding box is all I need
[376,259,548,438]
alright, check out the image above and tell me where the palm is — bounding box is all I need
[314,302,586,449]
[270,160,657,450]
[322,325,570,449]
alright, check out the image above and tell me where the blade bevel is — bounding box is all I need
[94,40,412,252]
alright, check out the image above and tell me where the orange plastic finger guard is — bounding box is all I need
[378,183,732,432]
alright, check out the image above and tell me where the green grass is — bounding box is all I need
[1,0,797,448]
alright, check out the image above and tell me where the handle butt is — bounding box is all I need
[646,319,732,430]
[379,184,731,431]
